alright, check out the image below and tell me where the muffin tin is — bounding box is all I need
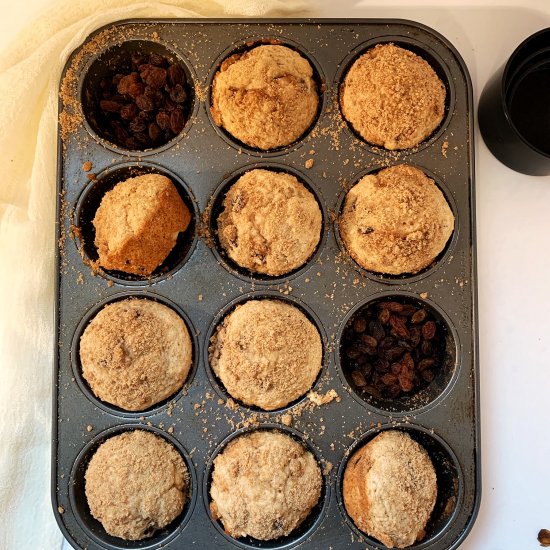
[53,19,479,550]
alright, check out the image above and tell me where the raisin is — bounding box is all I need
[369,320,385,341]
[381,373,397,385]
[378,301,404,312]
[129,118,146,134]
[389,315,410,339]
[127,82,145,98]
[120,103,137,120]
[353,317,367,333]
[421,340,433,356]
[170,107,185,134]
[384,346,405,362]
[365,385,382,398]
[400,304,417,316]
[411,309,428,324]
[145,66,167,89]
[148,122,162,142]
[378,309,390,323]
[351,371,367,387]
[100,99,122,113]
[418,358,435,371]
[390,362,402,375]
[136,94,155,111]
[170,83,187,103]
[398,373,414,392]
[156,111,171,131]
[360,334,378,348]
[168,63,185,86]
[386,384,402,398]
[422,321,437,340]
[149,52,165,66]
[422,369,435,382]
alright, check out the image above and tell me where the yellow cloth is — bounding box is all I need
[0,1,309,548]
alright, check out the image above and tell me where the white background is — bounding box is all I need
[1,1,549,549]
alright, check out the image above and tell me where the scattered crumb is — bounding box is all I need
[420,292,429,299]
[167,426,174,434]
[308,149,315,155]
[193,403,201,410]
[441,140,449,158]
[82,161,92,172]
[86,425,93,432]
[58,506,64,514]
[217,398,224,405]
[281,413,293,426]
[305,158,314,169]
[198,294,203,301]
[323,461,333,475]
[76,272,84,285]
[86,173,97,181]
[308,389,339,406]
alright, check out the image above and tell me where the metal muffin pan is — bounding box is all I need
[53,19,479,550]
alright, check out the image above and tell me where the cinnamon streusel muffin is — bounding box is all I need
[209,299,322,410]
[340,43,446,150]
[339,164,454,275]
[80,298,192,411]
[210,430,321,540]
[85,430,188,540]
[93,173,191,275]
[343,430,437,548]
[211,45,319,149]
[217,169,322,276]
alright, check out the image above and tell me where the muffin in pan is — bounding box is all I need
[93,173,191,276]
[211,45,319,150]
[85,430,189,540]
[217,168,322,276]
[209,299,322,410]
[343,430,437,548]
[210,430,322,540]
[339,164,454,275]
[79,298,193,411]
[340,43,446,150]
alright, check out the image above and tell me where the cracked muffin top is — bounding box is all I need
[210,430,322,540]
[340,43,445,150]
[85,430,188,541]
[209,299,322,410]
[217,169,322,276]
[211,45,319,149]
[79,298,192,411]
[339,164,454,275]
[92,173,191,276]
[343,430,437,548]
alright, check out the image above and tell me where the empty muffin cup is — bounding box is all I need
[81,39,195,152]
[74,162,198,284]
[338,292,459,414]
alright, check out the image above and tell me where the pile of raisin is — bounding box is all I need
[341,300,445,400]
[94,52,190,150]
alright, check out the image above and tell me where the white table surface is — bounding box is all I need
[2,1,549,549]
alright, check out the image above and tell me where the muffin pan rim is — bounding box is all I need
[335,289,462,417]
[205,35,327,157]
[201,423,331,550]
[69,290,200,418]
[207,161,329,284]
[78,36,199,156]
[202,289,330,414]
[73,159,200,286]
[68,423,198,550]
[333,161,460,284]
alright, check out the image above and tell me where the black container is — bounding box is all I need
[53,19,479,550]
[478,27,550,176]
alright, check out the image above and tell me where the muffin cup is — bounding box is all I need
[334,163,459,284]
[337,424,463,550]
[69,424,197,550]
[335,36,455,155]
[80,38,197,155]
[207,162,327,284]
[203,424,330,550]
[70,291,199,418]
[336,291,460,415]
[206,37,326,157]
[204,291,327,414]
[74,161,198,285]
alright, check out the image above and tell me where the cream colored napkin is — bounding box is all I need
[0,1,309,548]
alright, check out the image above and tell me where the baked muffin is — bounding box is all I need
[339,164,454,275]
[210,430,322,540]
[209,299,322,410]
[211,45,319,149]
[217,169,322,276]
[93,173,191,275]
[340,43,446,149]
[85,430,188,540]
[343,431,437,548]
[80,298,193,411]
